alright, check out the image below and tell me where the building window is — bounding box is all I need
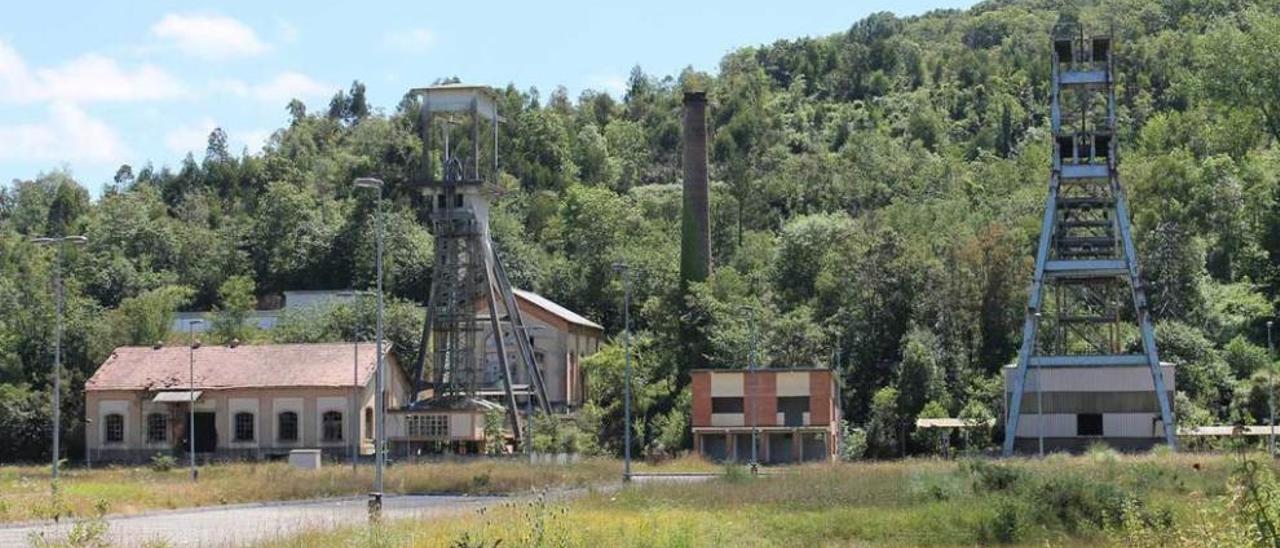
[146,413,167,443]
[1077,413,1104,436]
[323,411,343,441]
[364,408,374,441]
[777,396,810,427]
[711,397,744,414]
[234,412,255,441]
[104,413,124,444]
[407,414,449,438]
[278,412,298,442]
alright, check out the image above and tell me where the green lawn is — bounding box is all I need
[265,451,1269,547]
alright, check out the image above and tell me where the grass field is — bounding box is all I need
[264,451,1274,547]
[0,456,717,524]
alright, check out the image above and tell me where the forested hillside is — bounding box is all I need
[3,0,1280,460]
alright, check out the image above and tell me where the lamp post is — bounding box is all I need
[339,290,372,473]
[739,305,759,470]
[354,177,386,520]
[512,325,546,464]
[186,319,204,481]
[612,262,633,482]
[1035,311,1044,458]
[1269,320,1275,458]
[32,235,88,491]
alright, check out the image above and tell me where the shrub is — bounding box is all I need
[963,459,1024,492]
[839,421,868,461]
[149,454,177,473]
[1028,475,1128,533]
[979,497,1025,544]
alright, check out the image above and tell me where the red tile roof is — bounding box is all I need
[86,343,384,392]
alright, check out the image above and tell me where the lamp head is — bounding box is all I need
[353,177,385,189]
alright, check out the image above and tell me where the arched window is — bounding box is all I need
[146,412,167,443]
[104,414,124,444]
[364,408,373,441]
[322,411,343,441]
[234,412,255,441]
[278,411,298,442]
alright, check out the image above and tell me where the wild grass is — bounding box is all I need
[263,452,1253,547]
[0,458,629,523]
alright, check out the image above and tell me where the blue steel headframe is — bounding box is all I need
[1001,28,1175,456]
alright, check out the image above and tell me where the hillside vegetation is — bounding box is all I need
[3,0,1280,460]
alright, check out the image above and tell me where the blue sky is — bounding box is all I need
[0,0,973,195]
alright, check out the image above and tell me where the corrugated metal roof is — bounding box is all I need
[513,289,603,331]
[86,343,382,392]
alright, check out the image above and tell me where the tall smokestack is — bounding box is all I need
[681,91,711,288]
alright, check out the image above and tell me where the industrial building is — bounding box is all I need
[84,343,409,463]
[690,368,840,464]
[1003,362,1175,452]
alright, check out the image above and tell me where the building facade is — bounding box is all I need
[85,343,410,463]
[476,289,604,410]
[1003,362,1176,453]
[690,368,840,464]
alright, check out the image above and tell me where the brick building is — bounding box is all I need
[690,368,840,464]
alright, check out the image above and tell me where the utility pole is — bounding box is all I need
[613,262,633,482]
[1269,320,1275,458]
[187,319,204,481]
[32,235,87,494]
[740,306,759,470]
[354,177,386,521]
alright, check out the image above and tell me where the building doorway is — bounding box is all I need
[194,412,217,453]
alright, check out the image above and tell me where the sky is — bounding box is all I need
[0,0,974,195]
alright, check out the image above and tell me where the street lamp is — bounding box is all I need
[32,235,88,491]
[612,262,633,482]
[1269,320,1275,458]
[739,305,759,470]
[339,290,373,473]
[353,177,386,520]
[1034,311,1044,458]
[511,325,546,464]
[187,319,204,482]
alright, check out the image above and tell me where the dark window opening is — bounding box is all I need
[1094,134,1111,160]
[323,411,344,441]
[105,414,124,444]
[364,408,374,441]
[711,397,744,414]
[1092,38,1110,63]
[234,412,255,441]
[454,194,464,208]
[1054,39,1073,62]
[436,194,446,209]
[278,411,298,442]
[1077,413,1104,436]
[146,413,167,443]
[1057,136,1075,161]
[777,396,810,427]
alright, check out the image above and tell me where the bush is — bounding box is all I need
[149,454,177,473]
[979,497,1025,544]
[839,422,868,461]
[963,459,1024,492]
[1028,475,1128,533]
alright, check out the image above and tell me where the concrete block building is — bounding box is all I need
[1003,362,1175,452]
[85,343,410,463]
[690,368,840,464]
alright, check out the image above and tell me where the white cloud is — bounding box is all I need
[591,75,628,97]
[0,102,129,163]
[275,20,299,45]
[382,28,435,54]
[0,40,185,103]
[151,13,269,60]
[164,118,272,156]
[215,71,335,104]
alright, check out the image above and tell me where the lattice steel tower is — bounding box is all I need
[407,85,551,445]
[1002,27,1176,456]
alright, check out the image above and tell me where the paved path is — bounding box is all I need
[1,494,498,547]
[0,475,715,547]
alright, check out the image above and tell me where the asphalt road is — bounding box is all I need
[1,493,498,547]
[0,475,716,547]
